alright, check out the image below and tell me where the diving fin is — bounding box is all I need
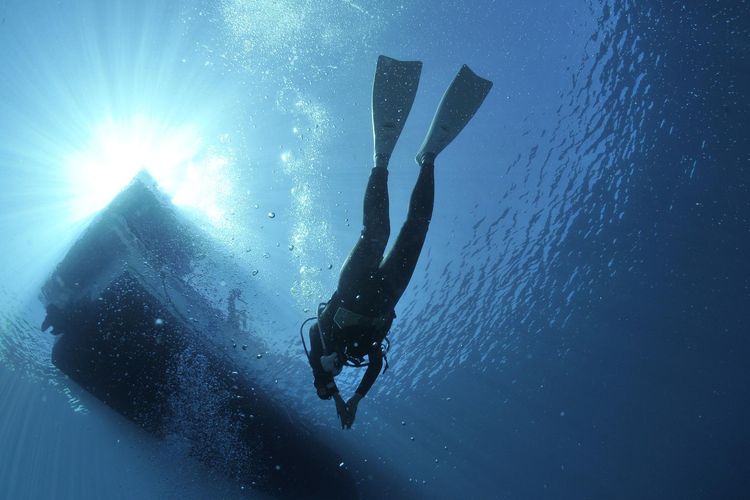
[372,55,423,165]
[416,65,493,165]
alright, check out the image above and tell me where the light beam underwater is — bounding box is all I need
[0,0,243,293]
[65,115,233,224]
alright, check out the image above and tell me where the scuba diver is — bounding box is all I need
[304,55,492,428]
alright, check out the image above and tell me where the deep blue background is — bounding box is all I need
[1,1,748,499]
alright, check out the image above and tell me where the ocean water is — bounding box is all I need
[1,1,748,499]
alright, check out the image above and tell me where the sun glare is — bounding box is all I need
[65,115,231,222]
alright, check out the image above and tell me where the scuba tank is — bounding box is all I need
[299,301,391,374]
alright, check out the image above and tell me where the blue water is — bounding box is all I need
[1,0,748,498]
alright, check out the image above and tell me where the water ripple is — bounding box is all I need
[390,0,660,394]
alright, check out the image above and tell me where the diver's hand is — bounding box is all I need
[345,393,363,428]
[333,393,350,429]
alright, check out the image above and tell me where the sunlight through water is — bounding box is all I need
[65,115,203,220]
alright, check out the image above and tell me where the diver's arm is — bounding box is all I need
[333,392,350,429]
[354,346,383,397]
[310,328,348,426]
[342,347,382,428]
[309,325,338,398]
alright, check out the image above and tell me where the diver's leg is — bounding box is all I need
[379,161,434,304]
[338,166,391,296]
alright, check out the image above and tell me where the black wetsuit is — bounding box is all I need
[309,162,435,399]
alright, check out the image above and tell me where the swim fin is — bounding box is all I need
[416,65,493,165]
[372,55,422,165]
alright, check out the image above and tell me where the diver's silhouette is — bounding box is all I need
[305,56,492,428]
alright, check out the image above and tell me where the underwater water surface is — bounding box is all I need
[1,0,748,499]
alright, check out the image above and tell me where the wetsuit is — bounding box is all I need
[309,162,435,399]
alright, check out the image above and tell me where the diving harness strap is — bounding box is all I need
[299,302,391,374]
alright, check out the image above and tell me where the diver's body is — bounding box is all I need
[307,56,492,428]
[309,159,434,403]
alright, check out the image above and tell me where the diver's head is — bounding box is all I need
[316,385,331,400]
[315,380,338,400]
[320,351,343,376]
